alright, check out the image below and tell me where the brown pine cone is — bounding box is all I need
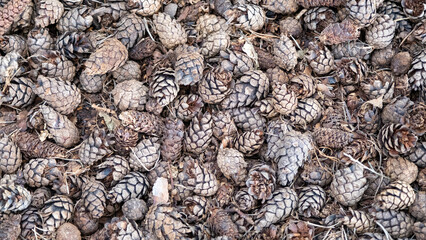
[254,98,279,118]
[371,46,395,68]
[273,35,297,71]
[234,188,256,212]
[391,52,412,76]
[361,70,394,101]
[409,141,426,167]
[175,48,204,86]
[129,38,156,60]
[214,181,233,208]
[72,203,99,236]
[279,17,302,37]
[262,120,294,161]
[378,124,418,157]
[184,195,208,222]
[409,191,426,221]
[371,208,414,238]
[21,207,43,239]
[178,157,218,197]
[2,77,34,108]
[305,41,335,75]
[404,102,426,136]
[345,0,377,27]
[79,69,106,93]
[56,6,92,33]
[419,168,426,191]
[229,107,267,131]
[414,222,426,240]
[341,209,375,233]
[290,98,322,128]
[234,130,264,156]
[0,51,19,84]
[408,50,426,92]
[200,31,230,58]
[401,0,426,19]
[365,15,396,49]
[384,157,418,184]
[382,96,413,125]
[161,118,184,163]
[29,50,76,82]
[0,0,31,35]
[114,125,138,155]
[0,35,27,56]
[198,66,232,104]
[96,155,130,187]
[114,13,145,49]
[40,105,79,148]
[263,0,298,14]
[212,110,237,140]
[335,59,367,87]
[330,164,368,206]
[246,164,276,203]
[128,0,161,16]
[34,0,64,28]
[379,2,412,34]
[31,187,51,208]
[153,12,187,49]
[0,214,21,240]
[254,188,298,233]
[184,111,213,155]
[319,19,360,45]
[221,70,269,109]
[145,204,192,239]
[79,129,113,166]
[0,134,21,174]
[304,7,338,33]
[84,38,128,75]
[301,160,332,187]
[288,74,316,100]
[13,132,68,159]
[233,4,265,31]
[27,28,54,55]
[332,40,372,60]
[272,84,297,115]
[375,180,416,210]
[41,195,74,234]
[0,183,31,212]
[208,208,239,239]
[217,147,247,185]
[297,0,346,8]
[129,137,160,171]
[149,68,179,107]
[359,232,387,240]
[220,50,254,77]
[339,137,377,164]
[196,14,229,40]
[92,216,144,239]
[172,94,204,121]
[119,110,164,136]
[81,180,107,219]
[108,171,149,203]
[34,75,81,115]
[265,67,289,89]
[122,198,147,221]
[298,185,326,218]
[112,80,148,111]
[110,60,141,84]
[313,127,353,149]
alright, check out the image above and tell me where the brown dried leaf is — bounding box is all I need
[319,19,360,45]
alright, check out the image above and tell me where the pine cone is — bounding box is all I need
[114,125,138,156]
[96,155,130,187]
[217,147,247,185]
[414,221,426,240]
[346,0,377,27]
[184,196,208,222]
[84,38,128,75]
[301,160,332,187]
[149,68,179,107]
[409,141,426,168]
[254,188,298,233]
[112,80,148,111]
[73,203,99,236]
[272,84,297,115]
[111,60,142,83]
[229,107,267,131]
[371,208,414,238]
[408,50,426,92]
[341,209,375,233]
[145,204,192,239]
[178,157,218,197]
[288,74,316,99]
[305,41,335,75]
[0,183,31,212]
[332,40,372,60]
[119,110,164,136]
[172,94,204,121]
[358,233,387,240]
[290,98,322,128]
[13,132,68,159]
[196,14,229,40]
[280,17,302,37]
[31,187,51,208]
[379,2,412,34]
[128,0,161,16]
[199,66,232,104]
[233,4,265,31]
[220,50,254,76]
[298,185,326,217]
[0,51,19,84]
[92,216,144,239]
[79,129,113,166]
[246,164,276,203]
[57,6,92,33]
[2,77,35,108]
[234,130,264,156]
[221,70,269,109]
[153,12,187,49]
[81,180,106,219]
[273,35,297,71]
[0,214,21,240]
[129,137,160,171]
[297,0,346,8]
[34,0,64,28]
[371,46,395,68]
[365,15,396,49]
[160,118,184,163]
[129,38,156,60]
[0,0,31,35]
[409,191,426,221]
[378,124,418,157]
[0,35,27,56]
[0,134,21,174]
[122,198,147,221]
[175,49,204,86]
[375,180,416,210]
[27,28,54,55]
[21,207,43,239]
[56,32,93,60]
[382,96,413,125]
[384,157,418,184]
[304,7,338,32]
[330,164,368,206]
[108,172,149,203]
[319,19,360,45]
[339,137,377,164]
[404,103,426,136]
[208,208,239,239]
[79,69,106,93]
[29,50,76,81]
[184,111,213,154]
[313,127,353,149]
[41,195,74,234]
[262,119,293,161]
[401,0,426,19]
[200,31,230,58]
[234,188,256,212]
[254,98,279,118]
[263,0,298,14]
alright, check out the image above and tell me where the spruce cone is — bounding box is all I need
[409,191,426,221]
[272,83,298,115]
[404,102,426,136]
[119,110,164,136]
[297,0,346,8]
[0,35,27,55]
[56,32,93,60]
[0,0,31,35]
[200,30,230,58]
[262,119,293,161]
[111,79,148,111]
[172,94,204,121]
[27,28,54,55]
[217,147,247,185]
[34,0,64,28]
[408,50,426,92]
[220,50,254,76]
[290,98,322,128]
[128,0,161,16]
[346,0,377,27]
[375,180,416,210]
[233,4,265,31]
[129,137,160,171]
[92,216,144,239]
[79,129,113,166]
[108,171,149,203]
[145,204,192,239]
[161,118,184,163]
[273,35,297,71]
[280,17,302,37]
[365,15,396,49]
[0,51,19,84]
[96,155,130,187]
[2,77,35,108]
[246,164,276,203]
[230,107,267,132]
[304,7,338,32]
[254,188,298,233]
[212,110,237,140]
[184,195,208,222]
[111,60,142,83]
[414,222,426,240]
[178,157,218,197]
[29,50,76,81]
[319,19,360,45]
[31,187,51,208]
[0,214,21,240]
[0,134,21,174]
[208,208,239,239]
[184,111,213,155]
[115,13,145,49]
[371,209,414,238]
[84,38,128,75]
[13,132,68,159]
[301,160,332,187]
[0,183,31,212]
[263,0,298,14]
[175,49,204,86]
[384,157,418,184]
[79,69,106,93]
[114,125,138,155]
[332,40,372,60]
[298,185,326,217]
[41,195,74,234]
[341,209,375,233]
[305,41,335,75]
[234,130,264,156]
[153,12,187,49]
[235,188,256,212]
[150,68,179,107]
[313,127,353,149]
[198,66,232,104]
[81,180,107,219]
[409,141,426,168]
[129,38,157,60]
[21,207,43,239]
[196,14,229,40]
[56,6,92,33]
[378,124,417,157]
[330,164,368,206]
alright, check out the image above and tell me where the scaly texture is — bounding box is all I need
[153,12,187,49]
[84,38,128,75]
[330,164,368,206]
[0,0,31,35]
